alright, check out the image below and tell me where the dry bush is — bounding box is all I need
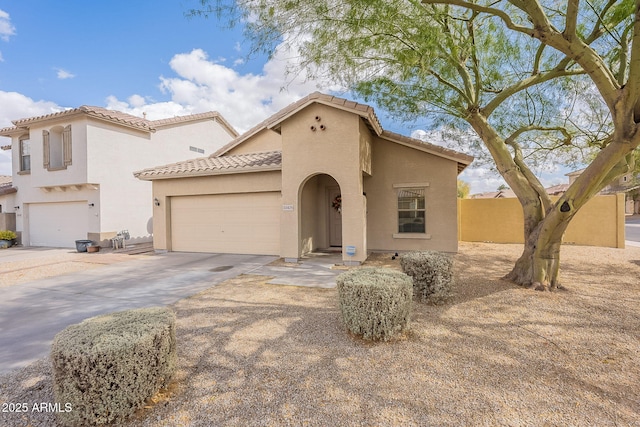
[50,306,176,426]
[400,251,454,304]
[337,267,413,341]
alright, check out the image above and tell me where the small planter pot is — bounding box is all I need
[0,239,13,249]
[87,245,100,253]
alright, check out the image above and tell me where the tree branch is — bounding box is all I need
[421,0,535,35]
[564,0,580,41]
[483,59,584,116]
[584,0,619,43]
[507,138,553,214]
[624,1,640,121]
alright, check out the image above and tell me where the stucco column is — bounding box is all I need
[341,191,367,265]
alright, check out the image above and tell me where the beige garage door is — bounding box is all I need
[170,192,281,255]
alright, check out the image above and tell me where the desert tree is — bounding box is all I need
[189,0,640,290]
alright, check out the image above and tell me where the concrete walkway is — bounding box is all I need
[0,251,278,374]
[253,252,344,288]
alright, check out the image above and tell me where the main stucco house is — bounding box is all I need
[0,107,237,247]
[135,93,473,264]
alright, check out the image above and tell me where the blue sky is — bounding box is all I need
[0,1,570,193]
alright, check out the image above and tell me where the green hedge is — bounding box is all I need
[337,267,413,341]
[399,251,453,303]
[51,306,176,426]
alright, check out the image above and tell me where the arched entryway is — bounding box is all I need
[298,173,342,256]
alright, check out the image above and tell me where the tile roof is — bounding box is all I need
[136,92,474,180]
[0,107,237,136]
[0,175,16,196]
[134,150,282,180]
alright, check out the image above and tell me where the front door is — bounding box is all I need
[328,187,342,247]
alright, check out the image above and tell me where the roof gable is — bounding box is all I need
[213,92,382,157]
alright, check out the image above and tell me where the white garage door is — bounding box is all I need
[171,192,281,255]
[29,202,88,247]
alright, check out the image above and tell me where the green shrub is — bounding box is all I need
[0,230,16,240]
[51,307,177,427]
[337,267,413,341]
[399,251,454,304]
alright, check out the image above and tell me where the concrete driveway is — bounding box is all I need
[0,250,277,375]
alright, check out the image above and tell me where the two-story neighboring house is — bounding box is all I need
[0,106,237,248]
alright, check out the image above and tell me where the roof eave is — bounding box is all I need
[135,165,282,181]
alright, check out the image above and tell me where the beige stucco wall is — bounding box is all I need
[365,137,460,253]
[150,171,282,251]
[226,128,282,155]
[279,103,368,263]
[458,193,625,248]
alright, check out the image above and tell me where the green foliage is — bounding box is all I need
[50,307,176,426]
[0,230,16,240]
[457,180,470,198]
[399,251,453,304]
[337,267,413,341]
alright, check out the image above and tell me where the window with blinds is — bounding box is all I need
[397,188,425,233]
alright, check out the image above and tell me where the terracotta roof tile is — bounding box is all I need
[0,175,15,196]
[0,107,235,136]
[135,150,282,180]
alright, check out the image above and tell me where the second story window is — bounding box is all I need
[19,137,31,172]
[43,125,72,170]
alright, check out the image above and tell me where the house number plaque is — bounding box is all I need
[282,204,294,211]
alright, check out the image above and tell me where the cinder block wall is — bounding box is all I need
[458,194,625,248]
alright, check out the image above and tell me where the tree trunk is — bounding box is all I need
[506,202,573,291]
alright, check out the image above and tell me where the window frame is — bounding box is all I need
[392,183,432,240]
[43,125,72,171]
[19,136,31,173]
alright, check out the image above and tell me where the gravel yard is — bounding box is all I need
[1,242,639,426]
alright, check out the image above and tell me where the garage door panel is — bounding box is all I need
[29,202,88,248]
[171,193,280,255]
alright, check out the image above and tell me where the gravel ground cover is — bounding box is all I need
[1,242,639,426]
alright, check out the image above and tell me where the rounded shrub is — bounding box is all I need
[399,251,454,303]
[50,306,176,426]
[337,267,413,341]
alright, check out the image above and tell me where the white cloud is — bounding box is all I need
[0,91,64,175]
[107,40,342,133]
[56,68,76,80]
[0,9,16,42]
